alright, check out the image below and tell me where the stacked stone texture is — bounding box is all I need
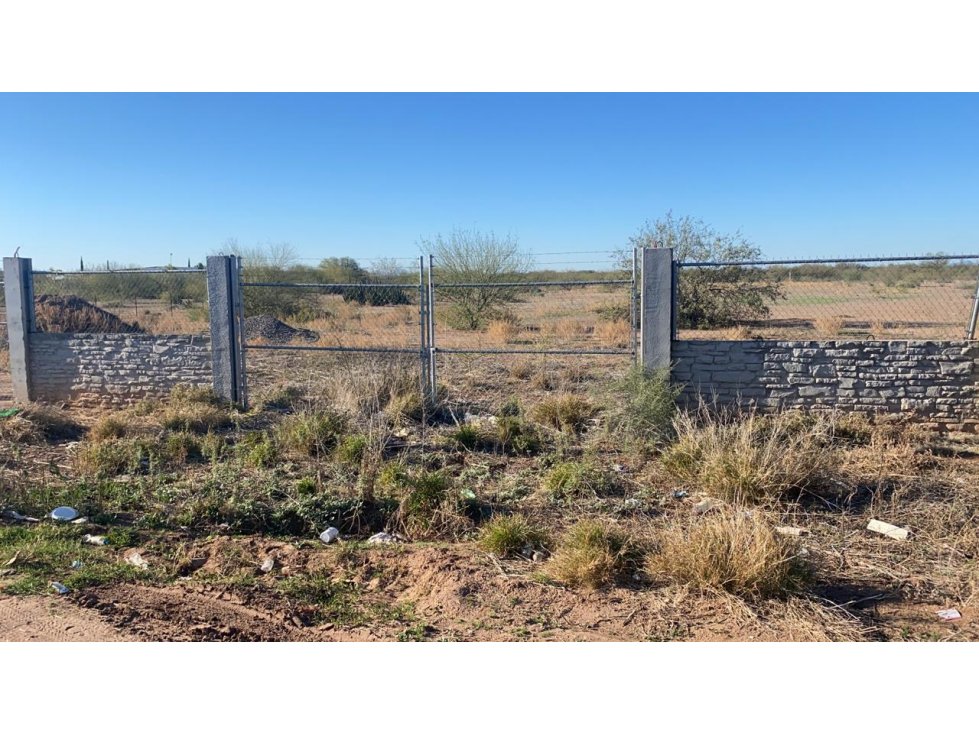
[672,340,979,430]
[29,333,212,405]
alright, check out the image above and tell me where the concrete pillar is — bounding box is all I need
[207,255,247,406]
[639,247,674,371]
[3,257,34,403]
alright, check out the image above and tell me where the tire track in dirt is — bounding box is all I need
[0,595,131,641]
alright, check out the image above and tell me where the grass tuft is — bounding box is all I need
[545,520,635,589]
[478,515,549,557]
[531,394,596,434]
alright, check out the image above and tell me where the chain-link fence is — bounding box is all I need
[675,255,979,341]
[431,250,637,411]
[31,267,210,335]
[239,257,426,405]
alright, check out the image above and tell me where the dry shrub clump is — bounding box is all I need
[531,394,597,434]
[160,386,232,434]
[508,360,535,381]
[546,520,636,589]
[593,319,632,348]
[0,404,84,444]
[478,514,549,557]
[275,408,347,458]
[661,409,834,504]
[486,319,522,344]
[814,316,846,338]
[542,460,617,501]
[392,470,472,540]
[648,513,809,599]
[606,366,678,447]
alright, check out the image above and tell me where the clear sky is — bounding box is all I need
[1,93,977,271]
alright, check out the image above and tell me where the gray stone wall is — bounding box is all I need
[672,340,979,430]
[28,333,212,405]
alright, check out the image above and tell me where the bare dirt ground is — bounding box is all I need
[0,595,127,641]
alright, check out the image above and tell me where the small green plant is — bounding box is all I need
[449,424,483,451]
[238,431,279,468]
[542,460,617,501]
[545,520,636,589]
[607,366,679,447]
[495,416,542,455]
[275,408,347,458]
[478,515,549,557]
[647,512,809,599]
[279,571,364,625]
[531,394,596,434]
[394,470,469,539]
[336,434,368,465]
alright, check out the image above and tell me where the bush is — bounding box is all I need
[336,434,368,466]
[648,513,809,598]
[478,515,549,557]
[393,470,471,539]
[531,395,596,434]
[607,366,679,447]
[0,405,84,444]
[546,521,636,589]
[542,461,617,501]
[495,417,542,455]
[628,212,783,329]
[275,409,347,458]
[661,409,833,505]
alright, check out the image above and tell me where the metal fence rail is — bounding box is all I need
[675,254,979,341]
[31,266,210,335]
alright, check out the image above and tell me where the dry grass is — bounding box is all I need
[661,409,834,504]
[0,347,9,371]
[0,404,84,443]
[593,319,632,348]
[508,360,535,380]
[814,316,847,338]
[546,520,636,589]
[648,512,810,599]
[486,319,522,344]
[531,394,597,434]
[274,408,347,458]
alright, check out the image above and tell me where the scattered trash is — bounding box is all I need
[866,519,910,541]
[775,526,809,537]
[124,550,149,569]
[532,551,546,563]
[2,509,40,523]
[622,498,641,510]
[692,498,722,515]
[50,582,70,594]
[464,412,497,427]
[0,408,22,419]
[50,506,80,522]
[937,608,961,621]
[319,527,340,545]
[5,552,20,567]
[83,534,109,546]
[612,464,627,473]
[460,488,477,501]
[367,532,402,545]
[673,490,689,499]
[70,560,84,570]
[259,557,275,574]
[70,517,88,525]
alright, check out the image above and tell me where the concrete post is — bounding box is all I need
[639,247,674,372]
[207,255,247,406]
[3,257,34,403]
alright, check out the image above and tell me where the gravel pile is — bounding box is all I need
[34,294,144,334]
[244,314,319,344]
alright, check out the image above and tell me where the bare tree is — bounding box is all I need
[422,228,533,330]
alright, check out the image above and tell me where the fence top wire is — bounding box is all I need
[435,279,631,288]
[677,254,979,268]
[33,267,205,275]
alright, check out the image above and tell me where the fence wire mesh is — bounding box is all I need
[0,272,9,405]
[676,255,979,341]
[31,267,210,335]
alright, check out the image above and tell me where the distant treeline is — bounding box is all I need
[765,260,978,287]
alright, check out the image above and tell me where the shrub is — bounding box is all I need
[661,409,833,505]
[607,366,679,447]
[531,394,596,434]
[275,409,347,458]
[0,405,84,443]
[90,416,128,441]
[336,434,368,466]
[478,515,549,557]
[161,389,231,434]
[393,470,470,539]
[546,521,636,589]
[495,417,542,455]
[648,513,809,598]
[449,424,483,451]
[542,461,617,500]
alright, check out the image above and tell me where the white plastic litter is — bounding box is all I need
[319,527,340,544]
[259,557,275,574]
[70,560,83,570]
[50,506,80,522]
[866,519,910,541]
[775,526,809,537]
[2,509,40,523]
[367,532,402,545]
[83,534,109,546]
[71,517,88,525]
[937,608,962,621]
[124,550,149,569]
[50,582,69,594]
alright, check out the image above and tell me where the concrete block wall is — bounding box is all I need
[28,333,212,406]
[672,340,979,430]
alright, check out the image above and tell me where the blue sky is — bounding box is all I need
[1,93,977,271]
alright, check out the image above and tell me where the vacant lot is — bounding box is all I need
[1,354,977,642]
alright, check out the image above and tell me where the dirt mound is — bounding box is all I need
[245,314,319,344]
[34,294,144,334]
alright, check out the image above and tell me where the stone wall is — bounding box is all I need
[28,333,212,405]
[672,340,979,430]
